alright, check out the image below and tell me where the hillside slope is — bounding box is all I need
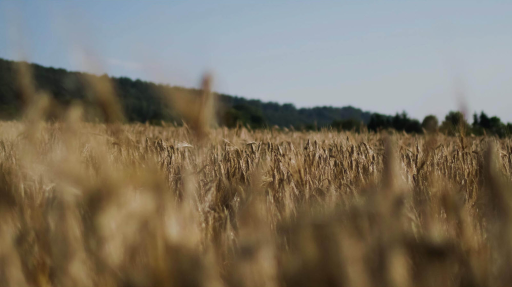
[0,58,372,127]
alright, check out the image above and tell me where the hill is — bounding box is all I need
[0,58,372,128]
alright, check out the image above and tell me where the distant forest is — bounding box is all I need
[1,58,511,137]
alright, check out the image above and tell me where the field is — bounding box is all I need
[1,118,512,287]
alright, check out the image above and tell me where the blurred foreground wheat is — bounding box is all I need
[0,117,511,287]
[2,55,512,286]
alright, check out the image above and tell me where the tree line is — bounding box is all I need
[0,58,510,137]
[332,111,512,138]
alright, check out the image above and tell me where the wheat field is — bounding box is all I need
[0,115,511,287]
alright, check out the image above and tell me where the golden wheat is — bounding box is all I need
[1,58,511,286]
[0,117,510,287]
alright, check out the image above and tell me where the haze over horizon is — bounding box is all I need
[1,1,511,122]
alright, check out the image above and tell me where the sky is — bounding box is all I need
[1,1,511,122]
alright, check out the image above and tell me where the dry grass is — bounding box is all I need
[1,59,511,286]
[0,117,511,287]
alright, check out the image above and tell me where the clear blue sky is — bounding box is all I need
[1,1,511,122]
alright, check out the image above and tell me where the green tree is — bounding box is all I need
[368,113,391,132]
[331,119,363,132]
[440,111,470,136]
[472,111,508,138]
[422,115,439,133]
[222,103,266,129]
